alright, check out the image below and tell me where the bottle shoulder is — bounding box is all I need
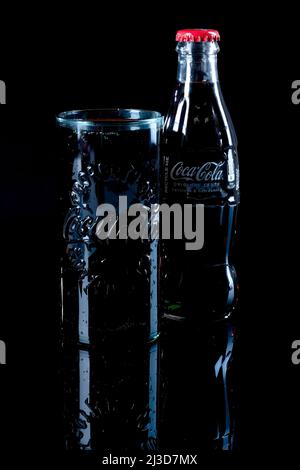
[163,82,237,151]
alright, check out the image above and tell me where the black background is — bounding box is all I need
[0,6,299,466]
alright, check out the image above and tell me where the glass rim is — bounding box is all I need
[56,108,164,131]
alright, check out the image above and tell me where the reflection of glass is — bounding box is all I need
[57,109,163,458]
[79,348,91,449]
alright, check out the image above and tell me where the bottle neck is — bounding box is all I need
[176,42,220,84]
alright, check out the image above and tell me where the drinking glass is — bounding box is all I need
[56,109,163,459]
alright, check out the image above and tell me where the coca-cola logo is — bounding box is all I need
[170,161,224,182]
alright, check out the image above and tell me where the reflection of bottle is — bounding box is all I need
[160,29,240,451]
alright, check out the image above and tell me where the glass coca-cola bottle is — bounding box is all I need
[160,29,240,452]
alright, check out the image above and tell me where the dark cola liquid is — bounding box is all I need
[57,122,160,458]
[160,81,240,451]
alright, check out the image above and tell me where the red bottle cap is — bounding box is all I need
[176,29,220,42]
